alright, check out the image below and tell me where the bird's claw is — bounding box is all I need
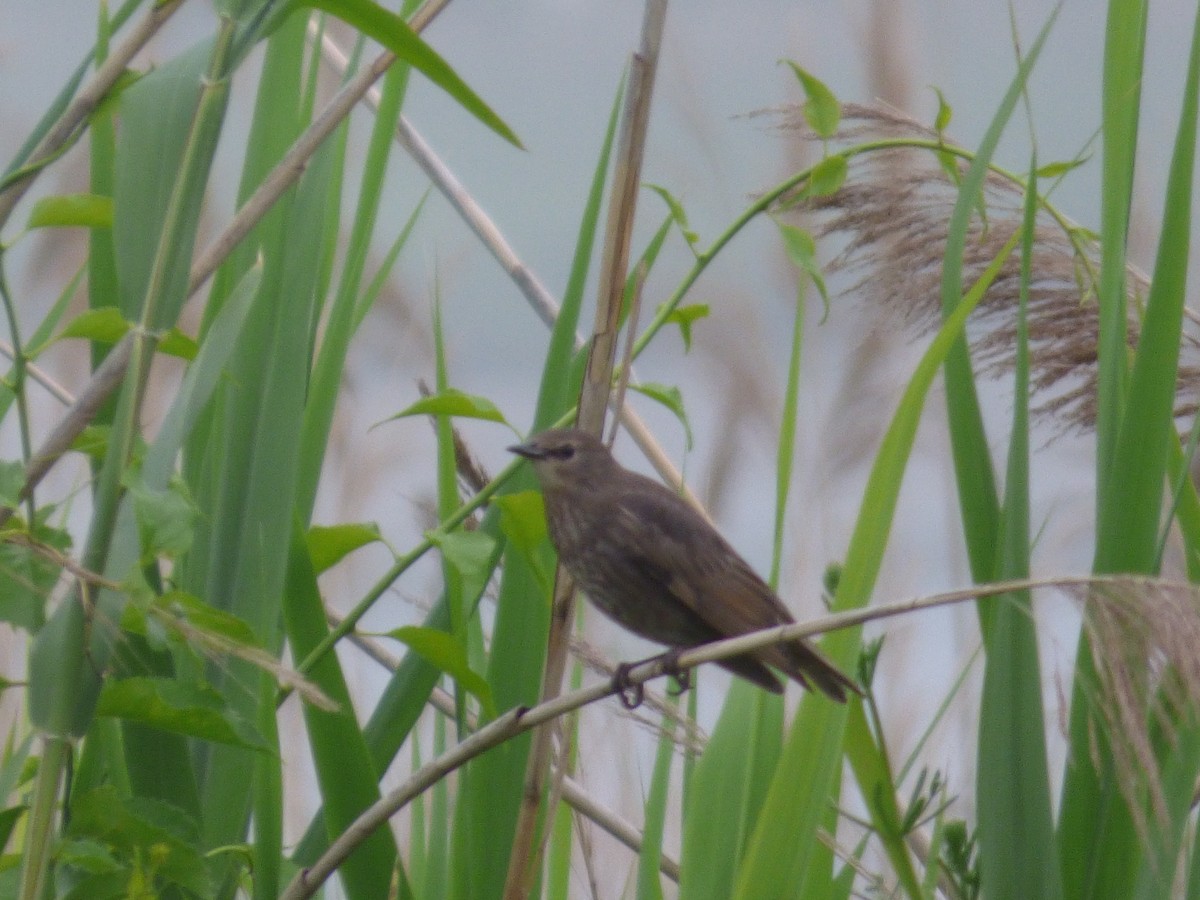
[661,648,691,696]
[612,662,644,709]
[611,650,692,709]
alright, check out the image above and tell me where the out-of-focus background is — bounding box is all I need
[2,1,1196,892]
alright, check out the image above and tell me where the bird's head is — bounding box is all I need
[508,428,616,493]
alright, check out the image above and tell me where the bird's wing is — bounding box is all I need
[614,476,857,701]
[614,478,794,636]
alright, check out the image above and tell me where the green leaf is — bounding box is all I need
[122,471,197,559]
[56,837,121,875]
[54,308,195,359]
[976,157,1062,900]
[67,785,212,896]
[681,684,781,900]
[932,86,954,132]
[384,626,496,718]
[775,221,830,309]
[663,303,709,352]
[306,522,383,575]
[97,677,268,751]
[495,491,547,555]
[56,306,129,344]
[0,460,24,508]
[27,193,114,229]
[805,155,847,198]
[152,590,263,651]
[0,804,26,854]
[70,425,110,461]
[494,491,554,598]
[0,523,70,632]
[646,184,701,247]
[1035,157,1090,179]
[283,518,398,896]
[386,388,508,425]
[428,528,499,609]
[935,148,963,185]
[637,703,677,900]
[296,0,521,148]
[157,327,198,360]
[783,61,840,137]
[843,703,924,896]
[89,66,143,123]
[629,382,694,448]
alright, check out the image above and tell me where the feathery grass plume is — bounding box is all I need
[1078,578,1200,846]
[773,103,1200,435]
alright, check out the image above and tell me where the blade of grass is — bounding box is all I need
[841,701,923,898]
[299,0,520,147]
[680,684,782,900]
[88,2,121,430]
[1062,1,1195,895]
[22,16,237,899]
[733,228,1020,900]
[637,700,678,900]
[189,19,335,874]
[282,523,399,899]
[1055,15,1148,891]
[432,292,470,737]
[940,6,1059,601]
[976,158,1062,900]
[297,9,416,518]
[252,676,284,900]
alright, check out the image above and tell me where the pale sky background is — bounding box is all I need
[2,1,1197,893]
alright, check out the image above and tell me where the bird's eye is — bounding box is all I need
[550,444,576,460]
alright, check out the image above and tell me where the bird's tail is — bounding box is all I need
[776,640,861,702]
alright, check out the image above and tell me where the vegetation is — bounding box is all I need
[2,1,1200,898]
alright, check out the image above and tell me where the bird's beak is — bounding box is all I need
[507,441,545,460]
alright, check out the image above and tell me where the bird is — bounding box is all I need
[508,427,859,701]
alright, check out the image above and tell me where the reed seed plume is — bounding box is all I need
[774,103,1200,436]
[1078,579,1200,847]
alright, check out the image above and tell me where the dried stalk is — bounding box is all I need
[186,0,451,297]
[502,3,668,896]
[0,0,186,229]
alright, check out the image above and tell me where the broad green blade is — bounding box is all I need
[283,524,399,898]
[976,159,1061,900]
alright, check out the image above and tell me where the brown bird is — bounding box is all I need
[508,428,858,701]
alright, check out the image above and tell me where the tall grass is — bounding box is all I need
[2,2,1200,899]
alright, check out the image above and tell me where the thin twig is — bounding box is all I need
[340,621,683,881]
[0,337,74,406]
[0,331,133,530]
[283,572,1176,900]
[187,0,451,299]
[0,0,186,230]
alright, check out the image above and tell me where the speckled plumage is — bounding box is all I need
[509,428,858,701]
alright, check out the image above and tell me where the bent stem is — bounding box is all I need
[283,572,1171,900]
